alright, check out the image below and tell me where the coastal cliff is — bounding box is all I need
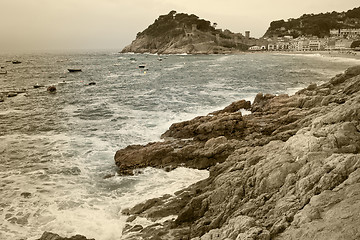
[121,11,249,54]
[115,65,360,240]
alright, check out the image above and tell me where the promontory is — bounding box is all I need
[121,11,253,54]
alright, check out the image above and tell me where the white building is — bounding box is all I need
[309,39,322,50]
[340,29,360,38]
[330,28,360,38]
[267,40,290,51]
[330,29,340,36]
[290,37,326,51]
[292,37,309,51]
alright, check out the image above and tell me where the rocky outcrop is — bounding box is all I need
[116,65,360,239]
[121,11,249,54]
[121,34,246,55]
[37,231,94,240]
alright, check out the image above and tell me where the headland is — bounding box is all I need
[120,11,257,54]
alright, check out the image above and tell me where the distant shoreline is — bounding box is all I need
[266,50,360,61]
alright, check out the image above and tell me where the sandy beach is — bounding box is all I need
[275,50,360,60]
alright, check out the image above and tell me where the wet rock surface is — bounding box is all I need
[116,65,360,240]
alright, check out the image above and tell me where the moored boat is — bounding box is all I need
[68,69,82,72]
[34,84,45,88]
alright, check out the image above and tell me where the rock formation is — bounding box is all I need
[37,231,94,240]
[121,11,249,54]
[115,65,360,240]
[47,85,57,93]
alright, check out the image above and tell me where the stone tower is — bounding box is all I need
[245,31,250,40]
[192,24,197,32]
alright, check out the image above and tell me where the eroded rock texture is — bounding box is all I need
[116,65,360,240]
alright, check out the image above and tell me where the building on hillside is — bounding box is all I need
[184,24,197,37]
[330,28,360,38]
[185,30,194,37]
[192,24,197,32]
[330,29,340,36]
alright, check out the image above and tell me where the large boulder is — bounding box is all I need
[37,232,94,240]
[115,137,241,175]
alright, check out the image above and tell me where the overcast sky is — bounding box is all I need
[0,0,359,53]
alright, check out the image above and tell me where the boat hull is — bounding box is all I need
[68,69,82,72]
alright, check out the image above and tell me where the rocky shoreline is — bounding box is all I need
[39,65,360,239]
[115,65,360,240]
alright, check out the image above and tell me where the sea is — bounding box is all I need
[0,51,359,240]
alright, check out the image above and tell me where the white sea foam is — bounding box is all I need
[164,63,186,71]
[22,167,208,240]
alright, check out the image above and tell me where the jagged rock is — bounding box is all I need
[115,137,240,175]
[47,86,57,93]
[20,192,32,198]
[329,65,360,85]
[211,99,251,115]
[160,112,245,141]
[37,231,94,240]
[117,66,360,240]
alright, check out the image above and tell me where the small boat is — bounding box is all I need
[138,65,146,69]
[34,84,45,88]
[12,60,21,64]
[68,69,82,72]
[7,92,18,97]
[0,70,7,74]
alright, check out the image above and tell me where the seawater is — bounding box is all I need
[0,51,359,240]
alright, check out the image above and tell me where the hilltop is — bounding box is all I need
[264,7,360,38]
[121,11,250,54]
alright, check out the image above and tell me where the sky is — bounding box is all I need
[0,0,359,53]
